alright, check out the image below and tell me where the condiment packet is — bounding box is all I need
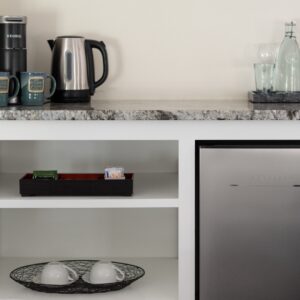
[104,167,125,180]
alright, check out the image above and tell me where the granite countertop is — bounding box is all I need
[0,100,300,120]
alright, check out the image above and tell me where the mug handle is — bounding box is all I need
[8,75,20,100]
[113,265,125,282]
[45,74,56,99]
[63,265,78,282]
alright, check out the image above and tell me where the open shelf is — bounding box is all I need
[0,173,178,208]
[0,140,179,299]
[1,257,177,300]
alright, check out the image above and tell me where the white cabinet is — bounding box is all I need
[0,120,295,300]
[0,138,179,300]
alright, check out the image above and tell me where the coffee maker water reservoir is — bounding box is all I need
[0,16,27,105]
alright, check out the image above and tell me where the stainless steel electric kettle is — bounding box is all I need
[48,36,109,103]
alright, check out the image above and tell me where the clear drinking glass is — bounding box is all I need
[274,22,300,92]
[254,63,275,92]
[257,43,278,64]
[253,43,278,92]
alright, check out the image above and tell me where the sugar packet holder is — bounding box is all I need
[104,167,125,180]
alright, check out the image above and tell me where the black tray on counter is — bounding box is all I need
[19,173,134,197]
[10,260,145,294]
[248,91,300,103]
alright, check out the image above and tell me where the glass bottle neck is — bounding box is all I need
[285,22,296,39]
[285,32,296,39]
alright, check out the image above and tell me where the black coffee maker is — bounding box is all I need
[0,16,27,105]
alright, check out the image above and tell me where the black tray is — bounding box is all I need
[10,260,145,294]
[19,173,133,197]
[248,91,300,103]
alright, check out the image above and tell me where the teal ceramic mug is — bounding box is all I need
[20,72,56,106]
[0,72,20,107]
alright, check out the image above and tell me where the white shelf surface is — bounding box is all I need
[0,173,178,208]
[1,257,178,300]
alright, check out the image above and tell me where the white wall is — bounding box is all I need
[0,141,178,173]
[2,0,300,100]
[0,209,178,258]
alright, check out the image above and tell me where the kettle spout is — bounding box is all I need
[47,39,55,50]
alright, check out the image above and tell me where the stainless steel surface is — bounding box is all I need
[0,16,27,24]
[199,148,300,300]
[51,37,89,91]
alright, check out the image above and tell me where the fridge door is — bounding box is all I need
[199,148,300,300]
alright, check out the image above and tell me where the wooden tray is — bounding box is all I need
[19,173,133,197]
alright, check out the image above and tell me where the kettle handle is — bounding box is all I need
[85,40,109,95]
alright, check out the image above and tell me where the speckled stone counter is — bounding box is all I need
[0,100,299,120]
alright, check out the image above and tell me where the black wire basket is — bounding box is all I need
[10,260,145,294]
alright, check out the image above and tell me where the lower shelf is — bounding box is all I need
[1,257,178,300]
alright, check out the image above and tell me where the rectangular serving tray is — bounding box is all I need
[248,91,300,103]
[19,173,134,197]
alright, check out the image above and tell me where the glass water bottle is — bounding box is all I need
[274,22,300,92]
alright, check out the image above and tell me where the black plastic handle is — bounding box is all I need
[85,40,109,95]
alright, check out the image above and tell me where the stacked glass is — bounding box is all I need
[254,44,277,93]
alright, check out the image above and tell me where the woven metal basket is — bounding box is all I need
[10,260,145,294]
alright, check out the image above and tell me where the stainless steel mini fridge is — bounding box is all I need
[196,141,300,300]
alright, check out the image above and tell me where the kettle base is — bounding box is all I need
[51,89,91,103]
